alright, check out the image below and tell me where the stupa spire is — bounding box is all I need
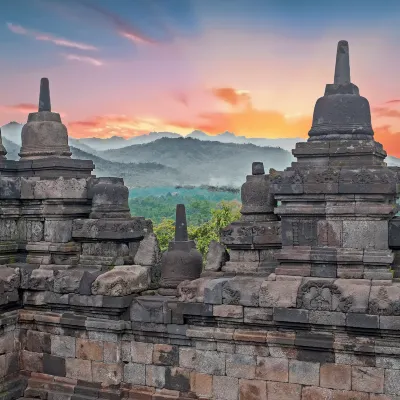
[38,78,51,112]
[175,204,188,242]
[334,40,351,85]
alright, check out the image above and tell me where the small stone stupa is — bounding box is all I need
[220,162,281,275]
[159,204,202,296]
[19,77,72,159]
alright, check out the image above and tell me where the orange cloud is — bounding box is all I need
[63,54,104,66]
[7,22,98,51]
[372,106,400,119]
[3,103,37,113]
[212,87,252,107]
[374,125,400,157]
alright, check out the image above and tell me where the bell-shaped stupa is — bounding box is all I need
[19,78,72,159]
[308,40,374,141]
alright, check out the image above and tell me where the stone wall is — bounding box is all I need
[1,302,399,400]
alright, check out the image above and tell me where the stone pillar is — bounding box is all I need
[0,128,8,160]
[218,162,281,276]
[159,204,202,296]
[273,40,396,280]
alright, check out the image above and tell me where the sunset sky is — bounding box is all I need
[1,0,400,154]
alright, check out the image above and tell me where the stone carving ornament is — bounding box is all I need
[297,280,353,312]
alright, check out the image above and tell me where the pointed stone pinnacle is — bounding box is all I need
[175,204,188,242]
[38,78,51,112]
[334,40,351,85]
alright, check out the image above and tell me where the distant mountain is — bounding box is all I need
[2,137,20,160]
[186,130,304,151]
[79,132,181,151]
[100,137,294,187]
[1,122,23,145]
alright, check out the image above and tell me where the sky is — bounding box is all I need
[1,0,400,154]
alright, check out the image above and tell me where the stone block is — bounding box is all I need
[273,308,309,323]
[309,311,346,326]
[92,362,122,386]
[236,344,269,357]
[76,338,103,361]
[131,341,153,364]
[33,177,87,199]
[295,331,333,350]
[195,350,225,375]
[347,313,379,329]
[383,369,400,395]
[332,391,368,400]
[130,296,170,323]
[343,220,388,250]
[65,358,92,381]
[266,382,301,400]
[190,372,212,398]
[91,265,149,296]
[259,278,302,307]
[26,268,54,291]
[212,376,238,400]
[21,350,43,372]
[233,330,267,343]
[226,354,256,379]
[44,219,73,243]
[244,307,273,324]
[103,342,120,363]
[223,277,264,306]
[204,240,229,271]
[43,353,66,377]
[255,357,288,382]
[334,279,371,313]
[165,367,190,392]
[54,269,101,295]
[124,362,146,385]
[25,330,51,354]
[203,278,232,304]
[302,387,333,400]
[320,363,351,390]
[179,348,195,369]
[51,335,75,358]
[153,344,179,366]
[214,304,243,319]
[134,233,161,266]
[351,366,384,393]
[146,365,166,388]
[288,360,319,386]
[239,379,267,400]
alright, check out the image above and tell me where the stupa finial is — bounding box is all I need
[334,40,351,85]
[175,204,188,242]
[38,78,51,112]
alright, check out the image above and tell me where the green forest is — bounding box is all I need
[129,186,242,258]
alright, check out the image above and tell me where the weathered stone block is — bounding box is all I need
[65,358,92,381]
[239,379,267,400]
[190,372,212,398]
[124,362,146,385]
[259,278,301,308]
[320,363,351,390]
[91,265,149,296]
[256,357,288,382]
[165,367,190,392]
[195,350,225,375]
[146,365,166,388]
[213,375,238,400]
[214,305,243,319]
[51,335,75,358]
[302,386,333,400]
[226,354,256,379]
[76,338,103,361]
[131,341,153,364]
[92,362,122,386]
[343,220,388,250]
[134,233,161,266]
[153,344,179,366]
[44,219,73,243]
[266,381,301,400]
[203,278,232,304]
[384,369,400,395]
[204,240,229,271]
[351,366,384,393]
[288,360,319,386]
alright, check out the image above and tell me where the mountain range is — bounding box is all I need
[1,121,399,188]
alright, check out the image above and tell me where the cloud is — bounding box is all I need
[65,1,157,45]
[385,100,400,105]
[171,91,189,107]
[374,125,400,157]
[7,22,98,51]
[212,87,252,107]
[63,54,103,66]
[2,103,37,113]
